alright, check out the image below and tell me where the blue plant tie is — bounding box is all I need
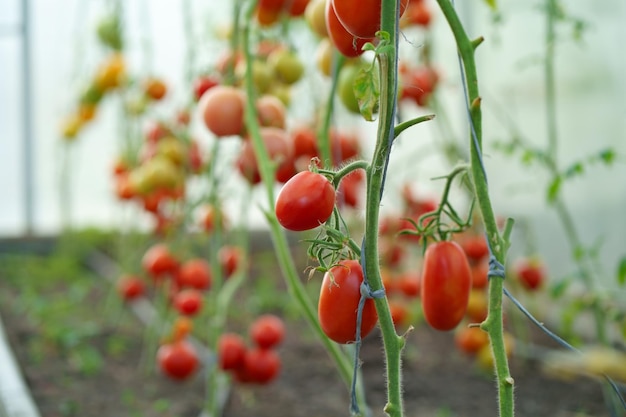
[350,278,385,416]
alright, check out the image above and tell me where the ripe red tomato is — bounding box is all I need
[218,333,247,371]
[287,0,310,16]
[157,340,199,380]
[291,125,319,159]
[256,94,287,129]
[455,326,489,355]
[218,245,243,278]
[470,258,489,289]
[193,75,220,101]
[325,0,373,57]
[240,348,281,384]
[331,0,408,39]
[144,77,167,101]
[199,85,246,137]
[400,65,438,107]
[397,271,420,298]
[177,258,212,290]
[173,289,204,316]
[514,258,545,290]
[330,129,360,165]
[116,275,145,301]
[459,234,489,262]
[420,241,472,331]
[337,168,364,208]
[249,314,285,349]
[142,244,179,279]
[275,171,336,231]
[236,127,293,185]
[318,260,378,344]
[389,299,410,329]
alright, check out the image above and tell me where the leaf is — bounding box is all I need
[563,161,584,178]
[353,64,380,122]
[598,148,616,165]
[617,256,626,286]
[546,176,562,204]
[550,279,570,299]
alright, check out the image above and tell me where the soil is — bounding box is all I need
[0,240,616,417]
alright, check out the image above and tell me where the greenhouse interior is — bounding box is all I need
[1,0,625,416]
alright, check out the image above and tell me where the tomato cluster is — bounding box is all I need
[217,315,285,384]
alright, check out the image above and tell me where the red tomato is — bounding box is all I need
[287,0,310,16]
[325,0,373,57]
[240,348,281,384]
[256,95,287,129]
[177,259,212,290]
[116,275,145,301]
[157,340,199,380]
[236,127,293,185]
[218,333,247,371]
[330,129,360,165]
[173,289,204,316]
[142,244,179,279]
[397,271,420,298]
[470,258,489,289]
[400,65,438,107]
[291,125,319,159]
[144,77,167,100]
[337,168,364,208]
[275,171,336,231]
[199,86,246,137]
[318,260,378,344]
[218,245,243,278]
[389,299,410,329]
[401,0,431,27]
[460,235,489,262]
[455,326,489,355]
[193,75,220,101]
[249,314,285,349]
[331,0,408,39]
[420,241,472,331]
[514,258,545,290]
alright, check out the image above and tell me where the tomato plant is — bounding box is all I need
[420,241,472,331]
[318,260,378,344]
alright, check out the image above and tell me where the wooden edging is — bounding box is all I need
[0,314,41,417]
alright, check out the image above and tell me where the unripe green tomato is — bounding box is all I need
[236,59,274,94]
[268,49,305,85]
[337,64,361,114]
[142,156,183,190]
[157,137,187,166]
[96,15,123,50]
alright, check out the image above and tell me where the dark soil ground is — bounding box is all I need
[0,236,617,417]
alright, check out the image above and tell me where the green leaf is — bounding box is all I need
[617,256,626,286]
[353,64,380,122]
[546,176,562,204]
[563,161,584,178]
[598,148,616,165]
[550,279,570,299]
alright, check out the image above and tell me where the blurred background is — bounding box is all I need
[1,0,625,285]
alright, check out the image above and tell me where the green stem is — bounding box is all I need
[240,1,366,410]
[434,1,514,416]
[363,1,406,417]
[318,50,345,168]
[545,0,558,158]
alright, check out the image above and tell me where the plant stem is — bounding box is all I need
[362,1,405,417]
[318,50,345,168]
[239,1,367,411]
[434,1,514,416]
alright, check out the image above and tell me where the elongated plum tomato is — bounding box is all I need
[157,340,199,380]
[331,0,408,39]
[318,260,378,344]
[249,314,285,349]
[325,0,373,57]
[420,241,472,331]
[217,333,247,371]
[275,171,335,231]
[199,85,245,137]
